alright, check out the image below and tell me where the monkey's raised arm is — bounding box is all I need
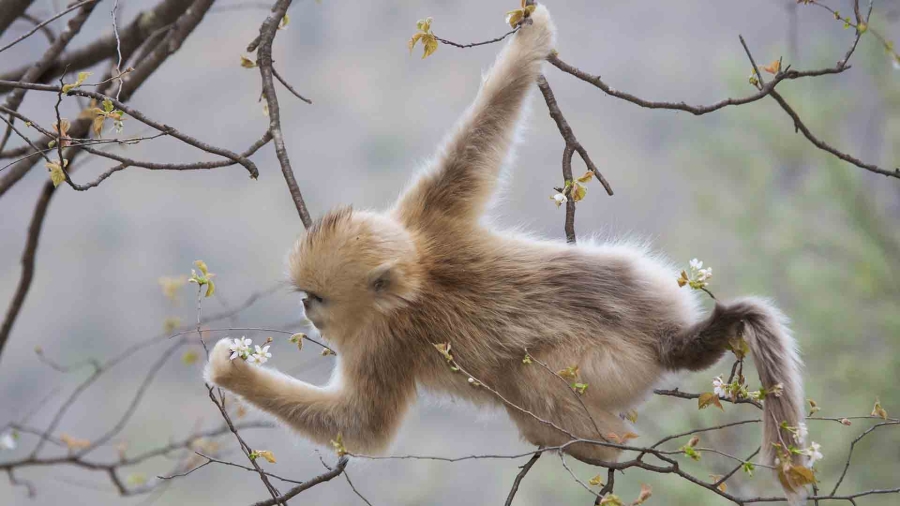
[395,6,556,226]
[205,339,415,453]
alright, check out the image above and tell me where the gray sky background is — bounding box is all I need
[1,1,898,505]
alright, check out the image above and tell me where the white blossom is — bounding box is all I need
[251,345,272,366]
[228,336,253,361]
[551,193,568,208]
[0,430,17,451]
[679,259,714,290]
[712,375,728,397]
[804,441,823,467]
[796,422,809,443]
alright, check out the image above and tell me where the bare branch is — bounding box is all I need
[0,1,100,55]
[0,182,53,360]
[0,0,35,38]
[248,457,348,506]
[503,451,541,506]
[254,0,313,227]
[272,66,311,104]
[0,0,191,94]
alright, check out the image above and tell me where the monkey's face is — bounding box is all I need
[288,208,422,342]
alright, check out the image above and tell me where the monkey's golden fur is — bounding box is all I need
[206,6,807,501]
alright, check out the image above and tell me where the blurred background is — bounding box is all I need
[0,0,898,504]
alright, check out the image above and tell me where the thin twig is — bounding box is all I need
[503,451,541,506]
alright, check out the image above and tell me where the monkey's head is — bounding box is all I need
[288,207,422,341]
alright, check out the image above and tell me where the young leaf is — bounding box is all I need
[46,160,66,187]
[871,398,888,420]
[126,473,147,486]
[576,170,594,183]
[92,114,106,137]
[632,483,652,505]
[61,71,92,93]
[433,342,453,362]
[289,333,306,351]
[598,494,623,506]
[761,59,781,74]
[256,450,277,463]
[194,260,209,276]
[421,34,438,59]
[557,364,579,380]
[807,398,820,416]
[331,433,347,456]
[742,462,755,477]
[570,182,588,202]
[60,433,91,451]
[606,432,639,444]
[182,350,199,365]
[698,392,724,411]
[408,32,423,53]
[781,464,816,487]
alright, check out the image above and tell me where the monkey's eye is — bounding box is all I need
[303,292,324,305]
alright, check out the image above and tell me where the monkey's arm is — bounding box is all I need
[395,5,556,225]
[205,339,412,453]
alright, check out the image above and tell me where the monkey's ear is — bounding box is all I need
[367,263,396,293]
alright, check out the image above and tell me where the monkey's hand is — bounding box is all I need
[513,3,557,59]
[204,338,253,390]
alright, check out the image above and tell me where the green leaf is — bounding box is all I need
[205,279,216,298]
[61,71,92,94]
[680,444,701,461]
[331,433,347,456]
[570,182,587,202]
[289,333,306,350]
[46,160,66,187]
[421,34,438,59]
[194,260,209,276]
[256,449,276,463]
[408,32,423,53]
[598,494,623,506]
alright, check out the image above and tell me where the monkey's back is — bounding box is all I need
[397,226,701,410]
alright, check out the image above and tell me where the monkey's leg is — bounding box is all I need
[507,407,625,463]
[394,5,556,224]
[658,302,748,372]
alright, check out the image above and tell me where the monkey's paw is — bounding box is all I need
[517,4,557,55]
[204,338,249,389]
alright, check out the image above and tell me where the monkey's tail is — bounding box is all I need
[722,297,809,505]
